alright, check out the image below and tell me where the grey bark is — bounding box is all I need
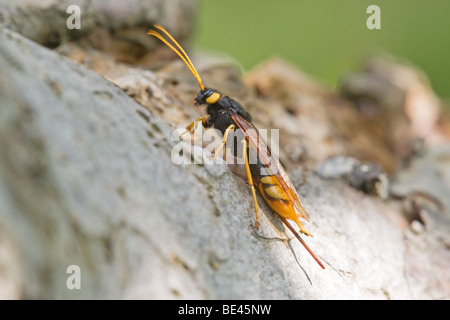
[0,0,197,48]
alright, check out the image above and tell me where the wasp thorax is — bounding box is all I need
[194,88,221,105]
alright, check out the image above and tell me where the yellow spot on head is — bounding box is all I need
[206,92,221,104]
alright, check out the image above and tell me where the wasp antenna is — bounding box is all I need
[148,25,205,91]
[153,25,199,77]
[147,29,203,89]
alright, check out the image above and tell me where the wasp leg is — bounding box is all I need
[212,124,235,161]
[180,116,209,138]
[242,138,260,230]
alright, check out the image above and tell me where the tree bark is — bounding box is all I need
[0,2,449,299]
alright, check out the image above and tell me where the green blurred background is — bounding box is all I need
[194,0,450,99]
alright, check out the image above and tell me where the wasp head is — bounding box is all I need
[194,88,221,105]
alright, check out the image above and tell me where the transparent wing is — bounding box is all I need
[230,113,310,221]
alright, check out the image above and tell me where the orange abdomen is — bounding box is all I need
[257,175,312,236]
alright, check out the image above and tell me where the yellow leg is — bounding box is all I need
[180,116,208,138]
[212,124,235,160]
[242,138,260,230]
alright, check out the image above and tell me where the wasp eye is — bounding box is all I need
[205,92,221,104]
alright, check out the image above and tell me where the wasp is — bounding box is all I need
[148,25,325,269]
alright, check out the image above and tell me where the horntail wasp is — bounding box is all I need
[148,25,325,269]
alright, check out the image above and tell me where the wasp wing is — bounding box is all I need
[230,113,310,222]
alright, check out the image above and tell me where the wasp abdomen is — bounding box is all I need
[260,176,290,201]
